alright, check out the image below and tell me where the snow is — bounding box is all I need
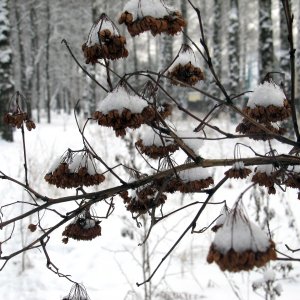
[47,151,98,175]
[247,81,286,108]
[98,86,148,114]
[69,153,85,173]
[179,166,211,182]
[83,219,96,229]
[48,156,64,173]
[232,161,245,170]
[168,50,201,71]
[287,165,300,173]
[0,4,9,24]
[67,153,97,175]
[176,130,203,153]
[123,0,175,21]
[0,48,11,64]
[229,6,238,21]
[215,205,230,227]
[0,29,8,42]
[0,3,10,43]
[274,283,283,295]
[1,112,300,299]
[87,159,97,175]
[213,210,270,254]
[263,269,276,282]
[140,127,173,146]
[86,19,115,47]
[254,164,275,176]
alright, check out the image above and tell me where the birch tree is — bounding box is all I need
[0,0,14,141]
[258,0,274,80]
[212,0,222,98]
[228,0,240,95]
[279,0,290,82]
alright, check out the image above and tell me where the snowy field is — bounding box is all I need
[1,110,300,299]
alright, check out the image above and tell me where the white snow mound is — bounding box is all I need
[215,205,230,227]
[213,211,270,254]
[263,269,276,282]
[179,167,211,182]
[140,127,174,146]
[232,161,245,170]
[123,0,175,20]
[168,51,201,71]
[176,130,203,153]
[98,87,148,114]
[247,81,286,108]
[255,164,275,176]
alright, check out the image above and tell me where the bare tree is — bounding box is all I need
[1,1,300,299]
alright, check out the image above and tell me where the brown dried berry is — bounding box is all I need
[62,237,69,244]
[28,224,37,232]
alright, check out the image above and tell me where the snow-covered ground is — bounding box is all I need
[0,110,300,300]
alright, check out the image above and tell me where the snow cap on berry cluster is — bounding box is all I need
[123,0,175,20]
[176,130,203,153]
[98,86,148,114]
[213,209,270,254]
[168,50,201,72]
[140,127,174,146]
[179,166,211,182]
[247,81,286,108]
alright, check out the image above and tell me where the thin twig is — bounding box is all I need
[136,176,228,286]
[40,238,76,283]
[285,244,300,253]
[61,39,109,93]
[281,0,300,141]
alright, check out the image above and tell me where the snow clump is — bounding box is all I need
[168,50,201,72]
[98,86,148,114]
[247,81,286,108]
[179,167,211,182]
[123,0,175,20]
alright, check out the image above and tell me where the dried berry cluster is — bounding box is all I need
[118,11,186,36]
[157,103,173,119]
[243,99,291,123]
[3,112,36,131]
[153,176,214,194]
[251,168,279,194]
[63,283,91,300]
[93,106,156,137]
[224,167,252,179]
[236,87,290,140]
[135,139,179,159]
[62,218,101,241]
[44,163,105,189]
[236,119,286,141]
[120,185,167,214]
[82,29,128,64]
[285,173,300,189]
[153,177,182,194]
[168,62,204,86]
[206,241,277,272]
[178,177,214,193]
